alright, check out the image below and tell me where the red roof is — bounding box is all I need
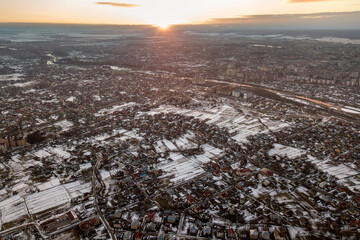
[227,228,235,234]
[134,232,143,239]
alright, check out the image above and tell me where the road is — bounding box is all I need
[92,155,117,240]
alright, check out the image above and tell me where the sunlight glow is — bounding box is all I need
[0,0,359,24]
[156,23,169,30]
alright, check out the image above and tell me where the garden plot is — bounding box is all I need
[26,185,71,216]
[36,178,61,191]
[158,155,205,184]
[33,149,51,159]
[157,145,223,184]
[155,139,179,153]
[268,144,306,159]
[95,102,136,116]
[162,139,178,151]
[155,140,168,153]
[63,181,92,199]
[0,195,29,226]
[0,182,91,225]
[308,155,358,180]
[47,147,71,159]
[173,131,197,150]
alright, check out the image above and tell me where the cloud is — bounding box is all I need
[288,0,329,3]
[207,11,360,29]
[96,2,140,7]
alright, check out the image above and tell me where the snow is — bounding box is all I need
[13,81,36,87]
[0,195,28,225]
[308,155,358,180]
[55,120,74,132]
[0,73,24,81]
[80,162,92,171]
[37,178,61,191]
[173,131,197,150]
[47,147,71,159]
[155,140,168,153]
[63,181,92,199]
[162,139,178,151]
[0,180,91,224]
[268,144,306,159]
[158,155,205,184]
[33,149,51,159]
[26,185,71,215]
[66,96,76,102]
[341,106,360,114]
[143,105,288,144]
[157,144,223,184]
[95,102,136,116]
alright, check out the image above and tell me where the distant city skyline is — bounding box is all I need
[0,0,360,29]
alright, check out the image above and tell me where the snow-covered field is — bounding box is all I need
[0,73,24,81]
[55,120,74,131]
[13,81,36,87]
[0,195,28,225]
[268,144,306,159]
[158,153,205,184]
[341,106,360,115]
[308,155,358,180]
[157,144,223,184]
[0,180,91,227]
[95,102,136,116]
[33,147,71,159]
[26,185,71,215]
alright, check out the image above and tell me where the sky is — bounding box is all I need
[0,0,360,28]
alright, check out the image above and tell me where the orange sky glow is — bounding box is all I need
[0,0,359,26]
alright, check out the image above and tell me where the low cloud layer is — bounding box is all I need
[96,2,140,7]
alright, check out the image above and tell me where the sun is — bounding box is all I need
[156,23,169,30]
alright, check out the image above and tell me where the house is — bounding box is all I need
[202,225,211,236]
[0,142,6,153]
[259,168,273,176]
[235,168,251,176]
[219,192,228,200]
[189,225,198,235]
[347,208,357,216]
[89,217,100,226]
[114,210,122,218]
[227,228,236,238]
[216,86,232,96]
[157,233,165,240]
[147,211,155,221]
[134,232,143,240]
[146,222,157,232]
[167,215,176,224]
[123,231,132,240]
[131,220,141,230]
[261,231,270,240]
[232,88,254,99]
[262,179,271,187]
[216,229,225,238]
[66,210,79,223]
[273,228,286,240]
[236,182,245,189]
[250,229,258,239]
